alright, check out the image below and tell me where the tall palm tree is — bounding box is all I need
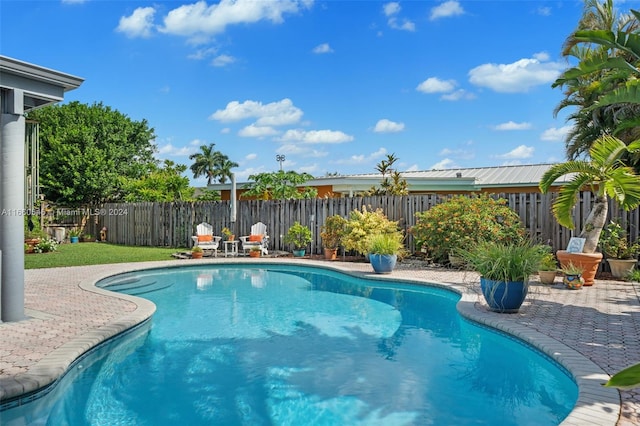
[189,143,219,185]
[189,144,238,185]
[214,156,239,184]
[554,2,640,159]
[539,136,640,253]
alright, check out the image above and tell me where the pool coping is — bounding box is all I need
[0,258,625,425]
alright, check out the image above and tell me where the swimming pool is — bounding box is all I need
[3,264,577,425]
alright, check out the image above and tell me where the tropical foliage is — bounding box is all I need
[242,170,317,200]
[320,215,347,249]
[283,221,312,249]
[26,101,157,205]
[599,220,640,259]
[553,1,640,163]
[189,143,238,185]
[411,194,526,263]
[539,136,640,253]
[366,153,408,196]
[367,232,405,256]
[342,206,401,256]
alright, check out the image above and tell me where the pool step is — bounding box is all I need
[100,277,173,296]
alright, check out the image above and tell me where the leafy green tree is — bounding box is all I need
[242,170,317,200]
[189,143,238,184]
[539,136,640,253]
[194,189,222,201]
[26,101,156,205]
[121,160,194,202]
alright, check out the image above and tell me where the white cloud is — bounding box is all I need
[278,144,328,157]
[335,147,387,164]
[238,124,279,138]
[157,143,195,156]
[159,0,312,38]
[493,121,532,131]
[537,7,551,16]
[495,145,534,160]
[383,2,415,31]
[245,153,258,160]
[210,98,303,126]
[468,52,564,93]
[438,148,475,160]
[430,1,464,21]
[187,47,218,60]
[430,158,458,169]
[116,6,156,38]
[220,127,231,134]
[280,129,354,144]
[405,164,420,171]
[374,119,405,133]
[383,2,401,17]
[541,125,572,141]
[416,77,456,93]
[212,54,236,67]
[312,43,333,54]
[441,89,475,101]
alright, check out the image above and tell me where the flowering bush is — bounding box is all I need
[342,206,400,256]
[410,194,526,263]
[600,221,640,259]
[34,238,58,253]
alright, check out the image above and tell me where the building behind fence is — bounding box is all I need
[79,192,639,256]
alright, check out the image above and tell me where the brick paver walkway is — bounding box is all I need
[1,258,639,425]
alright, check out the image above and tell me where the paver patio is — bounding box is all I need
[1,257,638,425]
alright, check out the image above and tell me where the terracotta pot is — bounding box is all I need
[556,250,603,286]
[324,248,337,260]
[538,270,557,285]
[607,258,637,278]
[192,251,203,259]
[249,250,261,258]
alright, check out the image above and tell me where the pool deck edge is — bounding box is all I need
[1,258,638,425]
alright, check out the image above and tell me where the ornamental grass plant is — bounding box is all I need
[411,194,526,263]
[458,240,547,283]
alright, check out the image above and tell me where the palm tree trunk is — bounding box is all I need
[578,195,608,253]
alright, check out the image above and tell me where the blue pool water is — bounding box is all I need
[2,264,577,425]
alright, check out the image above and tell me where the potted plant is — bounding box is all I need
[539,136,640,286]
[538,251,559,285]
[68,229,81,244]
[222,227,234,241]
[320,215,346,260]
[191,246,204,259]
[600,221,639,278]
[81,233,94,243]
[24,229,46,253]
[458,240,546,313]
[249,246,262,258]
[561,262,584,290]
[284,221,312,257]
[367,232,405,274]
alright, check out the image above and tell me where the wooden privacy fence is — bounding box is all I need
[84,192,639,255]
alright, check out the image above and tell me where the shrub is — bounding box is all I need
[284,221,312,249]
[458,240,547,282]
[342,206,400,256]
[411,194,526,263]
[320,215,347,249]
[34,238,58,253]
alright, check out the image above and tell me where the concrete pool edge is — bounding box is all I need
[2,258,622,425]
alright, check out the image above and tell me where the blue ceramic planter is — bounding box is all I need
[70,236,79,244]
[369,254,397,274]
[292,249,306,257]
[480,277,528,313]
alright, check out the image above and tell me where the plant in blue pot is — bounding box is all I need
[68,229,81,244]
[367,232,405,274]
[284,221,312,257]
[459,240,546,313]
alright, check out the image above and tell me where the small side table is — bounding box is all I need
[223,240,239,257]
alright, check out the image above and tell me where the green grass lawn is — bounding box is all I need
[25,242,183,269]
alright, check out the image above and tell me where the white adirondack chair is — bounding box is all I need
[191,223,221,257]
[240,222,269,255]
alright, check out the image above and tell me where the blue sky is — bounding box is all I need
[3,0,639,185]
